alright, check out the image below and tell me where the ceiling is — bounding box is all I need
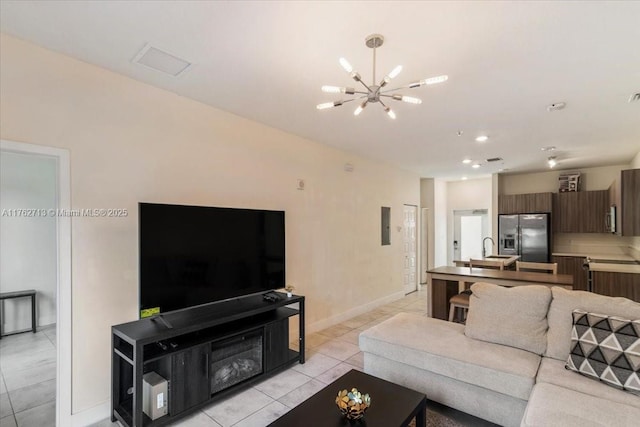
[1,1,639,180]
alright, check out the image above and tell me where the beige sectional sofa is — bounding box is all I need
[359,283,640,427]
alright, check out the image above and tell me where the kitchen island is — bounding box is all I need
[426,266,573,320]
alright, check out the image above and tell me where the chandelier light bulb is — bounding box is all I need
[354,101,368,116]
[548,157,557,168]
[401,96,422,105]
[462,159,472,164]
[317,101,342,110]
[388,65,403,79]
[472,163,481,169]
[423,75,449,85]
[339,57,353,73]
[321,86,355,94]
[322,85,343,93]
[385,107,396,119]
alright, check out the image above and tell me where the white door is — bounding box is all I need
[453,209,489,263]
[403,205,418,294]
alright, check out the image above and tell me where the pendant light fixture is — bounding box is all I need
[317,34,448,119]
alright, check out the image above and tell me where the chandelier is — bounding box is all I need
[317,34,448,119]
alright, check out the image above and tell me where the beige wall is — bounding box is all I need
[0,35,420,413]
[500,164,628,194]
[446,178,493,264]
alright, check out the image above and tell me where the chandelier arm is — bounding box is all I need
[356,78,372,92]
[379,86,410,94]
[378,98,388,108]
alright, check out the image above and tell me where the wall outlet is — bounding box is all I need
[297,179,305,190]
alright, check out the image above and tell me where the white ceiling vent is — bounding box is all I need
[629,93,640,103]
[132,44,191,77]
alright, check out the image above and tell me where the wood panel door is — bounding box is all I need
[621,169,640,236]
[403,205,418,294]
[170,343,210,415]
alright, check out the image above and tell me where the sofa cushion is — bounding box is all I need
[537,357,640,410]
[521,382,640,427]
[546,287,640,361]
[565,309,640,394]
[359,312,541,400]
[464,282,552,355]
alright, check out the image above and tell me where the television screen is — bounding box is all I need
[139,203,285,317]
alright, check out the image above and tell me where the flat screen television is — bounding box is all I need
[139,203,285,317]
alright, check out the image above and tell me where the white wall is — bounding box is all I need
[0,151,57,332]
[0,34,420,414]
[446,178,493,264]
[433,179,448,267]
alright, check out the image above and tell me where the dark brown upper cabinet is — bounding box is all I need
[553,190,609,233]
[498,192,553,214]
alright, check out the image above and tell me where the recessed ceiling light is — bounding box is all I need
[461,176,468,180]
[475,135,489,143]
[472,163,481,169]
[548,156,557,168]
[462,159,472,164]
[541,146,556,152]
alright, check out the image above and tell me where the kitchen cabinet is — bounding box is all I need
[552,256,589,291]
[498,192,553,214]
[621,168,640,236]
[553,190,609,233]
[592,271,640,302]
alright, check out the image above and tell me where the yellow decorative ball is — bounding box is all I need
[335,387,371,420]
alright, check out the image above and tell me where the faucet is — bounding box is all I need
[482,237,495,258]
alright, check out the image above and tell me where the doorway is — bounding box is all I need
[453,209,489,262]
[0,140,71,426]
[403,205,418,294]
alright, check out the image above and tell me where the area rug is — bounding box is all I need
[409,410,464,427]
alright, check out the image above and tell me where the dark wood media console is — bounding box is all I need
[111,292,305,427]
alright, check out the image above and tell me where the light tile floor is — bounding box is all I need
[0,324,56,427]
[0,292,433,427]
[90,291,430,427]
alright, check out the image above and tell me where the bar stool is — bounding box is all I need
[448,290,471,322]
[449,259,503,323]
[516,261,558,274]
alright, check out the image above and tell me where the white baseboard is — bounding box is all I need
[71,400,110,427]
[307,290,406,334]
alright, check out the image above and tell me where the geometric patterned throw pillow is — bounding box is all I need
[565,309,640,395]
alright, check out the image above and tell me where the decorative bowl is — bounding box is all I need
[335,387,371,420]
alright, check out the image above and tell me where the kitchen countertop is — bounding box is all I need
[588,263,640,274]
[551,252,639,274]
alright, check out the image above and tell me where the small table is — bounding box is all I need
[0,290,37,338]
[268,369,427,427]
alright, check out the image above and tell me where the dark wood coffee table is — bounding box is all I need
[268,369,427,427]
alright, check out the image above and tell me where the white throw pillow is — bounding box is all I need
[465,282,552,355]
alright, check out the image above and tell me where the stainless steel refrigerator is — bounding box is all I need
[498,214,550,262]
